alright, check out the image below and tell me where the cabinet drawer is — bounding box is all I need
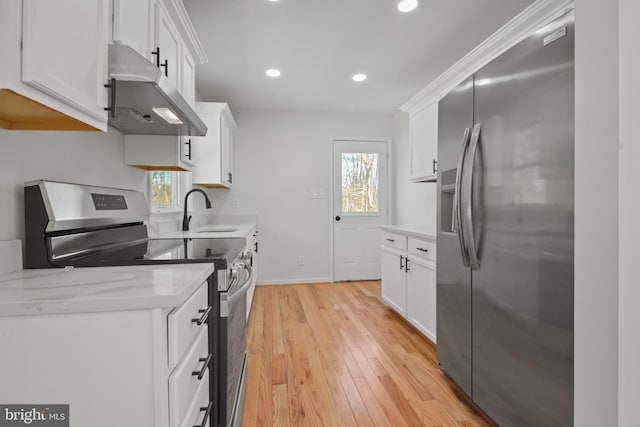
[179,372,212,427]
[168,283,209,368]
[381,231,407,251]
[169,326,210,427]
[408,237,436,261]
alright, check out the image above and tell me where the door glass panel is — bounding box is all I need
[341,152,379,214]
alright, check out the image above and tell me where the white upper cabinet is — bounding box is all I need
[409,101,438,182]
[111,0,206,103]
[181,48,197,108]
[112,0,156,61]
[0,0,109,131]
[155,1,181,90]
[192,103,236,189]
[124,134,195,171]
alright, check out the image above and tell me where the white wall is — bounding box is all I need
[574,0,619,425]
[0,129,146,242]
[200,108,393,284]
[391,110,435,232]
[618,0,640,423]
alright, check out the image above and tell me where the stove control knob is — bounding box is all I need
[240,250,252,261]
[230,263,243,279]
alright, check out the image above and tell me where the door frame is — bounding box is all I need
[329,136,393,282]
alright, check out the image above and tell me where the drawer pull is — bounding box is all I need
[191,306,212,326]
[417,247,430,253]
[194,401,213,427]
[386,238,395,242]
[192,354,212,380]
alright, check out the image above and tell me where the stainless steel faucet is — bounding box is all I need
[182,189,212,231]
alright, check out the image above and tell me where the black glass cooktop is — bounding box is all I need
[63,238,245,270]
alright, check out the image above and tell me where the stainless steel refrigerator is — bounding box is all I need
[436,12,574,427]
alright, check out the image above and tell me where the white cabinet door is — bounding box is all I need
[381,245,407,316]
[406,256,437,343]
[22,0,109,123]
[155,1,181,90]
[125,134,193,171]
[409,101,438,182]
[112,0,156,61]
[181,49,196,108]
[192,103,236,189]
[220,114,233,187]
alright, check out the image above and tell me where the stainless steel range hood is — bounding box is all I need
[107,44,207,136]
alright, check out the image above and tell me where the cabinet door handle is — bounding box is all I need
[400,255,404,270]
[386,238,395,242]
[192,353,212,380]
[417,247,429,253]
[103,78,116,118]
[191,306,211,325]
[185,139,192,160]
[254,241,258,253]
[160,59,168,77]
[194,401,213,427]
[405,257,410,272]
[433,158,438,174]
[151,47,160,67]
[228,171,233,183]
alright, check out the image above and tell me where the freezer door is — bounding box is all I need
[470,13,574,427]
[436,75,474,396]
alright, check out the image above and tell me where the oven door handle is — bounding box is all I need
[220,263,253,317]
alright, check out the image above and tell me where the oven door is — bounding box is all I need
[219,261,252,427]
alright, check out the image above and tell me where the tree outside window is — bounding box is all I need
[150,171,178,206]
[341,152,379,214]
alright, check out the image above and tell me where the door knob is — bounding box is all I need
[335,216,341,221]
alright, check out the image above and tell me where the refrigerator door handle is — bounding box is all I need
[463,123,482,270]
[454,127,471,267]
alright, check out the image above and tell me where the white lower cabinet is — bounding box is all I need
[380,230,437,343]
[0,281,211,427]
[406,255,437,343]
[381,245,408,316]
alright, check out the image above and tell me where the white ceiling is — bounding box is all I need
[184,0,535,114]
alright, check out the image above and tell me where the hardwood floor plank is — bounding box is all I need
[241,282,491,427]
[272,384,290,426]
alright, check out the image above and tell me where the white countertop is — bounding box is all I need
[0,264,214,317]
[153,222,257,240]
[380,225,436,241]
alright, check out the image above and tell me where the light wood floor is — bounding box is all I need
[241,281,491,427]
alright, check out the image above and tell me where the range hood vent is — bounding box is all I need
[107,44,207,136]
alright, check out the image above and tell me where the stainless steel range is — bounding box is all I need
[24,180,250,427]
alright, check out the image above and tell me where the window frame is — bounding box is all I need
[148,171,191,214]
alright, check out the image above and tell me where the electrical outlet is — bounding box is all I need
[297,256,304,266]
[232,198,240,208]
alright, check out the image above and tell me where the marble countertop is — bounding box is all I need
[153,222,257,240]
[380,225,436,241]
[0,264,214,317]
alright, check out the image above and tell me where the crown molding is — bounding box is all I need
[400,0,575,114]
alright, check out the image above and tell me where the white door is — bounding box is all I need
[333,139,389,281]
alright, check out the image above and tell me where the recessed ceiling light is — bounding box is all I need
[267,0,280,2]
[352,73,367,82]
[397,0,419,13]
[266,68,281,78]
